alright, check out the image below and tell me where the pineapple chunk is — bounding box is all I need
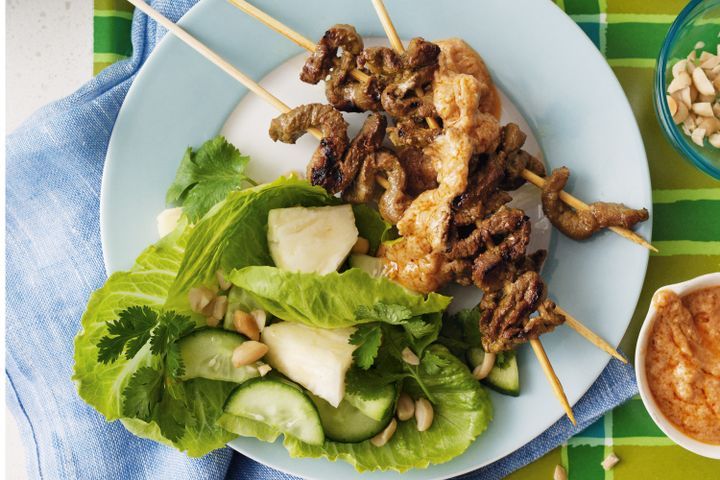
[267,205,358,275]
[261,322,356,407]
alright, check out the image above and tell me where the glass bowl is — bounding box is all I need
[655,0,720,179]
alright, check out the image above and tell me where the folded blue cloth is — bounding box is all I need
[6,1,638,478]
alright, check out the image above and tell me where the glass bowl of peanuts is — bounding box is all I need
[656,0,720,179]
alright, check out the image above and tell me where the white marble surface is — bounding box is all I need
[6,0,93,133]
[6,0,93,478]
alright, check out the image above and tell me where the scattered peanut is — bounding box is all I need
[472,352,496,380]
[351,237,370,255]
[206,315,221,328]
[231,341,268,367]
[189,287,215,314]
[233,310,260,341]
[668,71,691,93]
[370,418,398,447]
[216,270,232,290]
[212,295,228,320]
[401,347,420,366]
[414,398,434,432]
[396,393,415,421]
[553,464,568,480]
[257,363,272,377]
[601,452,620,471]
[250,309,267,331]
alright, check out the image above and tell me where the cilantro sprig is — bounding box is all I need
[97,305,196,441]
[165,136,257,222]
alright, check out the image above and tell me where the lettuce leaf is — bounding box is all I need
[166,176,397,315]
[72,224,236,456]
[165,177,337,311]
[228,267,451,329]
[284,345,492,472]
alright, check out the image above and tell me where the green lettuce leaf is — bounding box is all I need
[228,267,451,329]
[283,345,492,472]
[351,204,393,255]
[165,177,338,311]
[165,136,257,222]
[72,224,236,456]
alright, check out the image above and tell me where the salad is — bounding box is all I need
[73,136,519,472]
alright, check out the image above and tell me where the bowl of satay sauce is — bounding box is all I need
[636,272,720,458]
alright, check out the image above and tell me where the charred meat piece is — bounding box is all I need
[300,24,363,84]
[489,123,546,191]
[388,117,441,149]
[479,271,566,353]
[444,207,532,292]
[325,49,383,112]
[269,104,350,193]
[451,153,510,226]
[343,148,411,224]
[357,46,403,78]
[541,167,649,240]
[397,145,438,196]
[381,65,438,119]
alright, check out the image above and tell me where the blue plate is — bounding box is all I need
[101,0,651,478]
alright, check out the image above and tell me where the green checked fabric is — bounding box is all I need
[94,0,720,478]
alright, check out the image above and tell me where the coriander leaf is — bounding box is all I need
[122,366,164,420]
[150,310,194,356]
[349,324,383,370]
[154,394,196,442]
[165,136,257,222]
[422,349,451,375]
[355,303,413,325]
[97,305,158,364]
[166,343,186,379]
[405,313,442,357]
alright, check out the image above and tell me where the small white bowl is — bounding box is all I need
[635,272,720,459]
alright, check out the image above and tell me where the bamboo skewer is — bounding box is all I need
[530,338,577,426]
[371,0,580,426]
[369,0,439,130]
[557,307,627,363]
[228,0,654,253]
[134,0,624,416]
[131,0,626,379]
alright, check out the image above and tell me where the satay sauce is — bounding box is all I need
[645,286,720,444]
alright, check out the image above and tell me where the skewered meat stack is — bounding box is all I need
[130,0,648,423]
[269,25,649,355]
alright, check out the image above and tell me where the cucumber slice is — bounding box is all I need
[308,393,392,443]
[177,329,260,383]
[349,254,385,278]
[224,377,324,445]
[467,347,520,397]
[344,384,397,422]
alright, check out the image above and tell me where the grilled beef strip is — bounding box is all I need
[541,167,649,240]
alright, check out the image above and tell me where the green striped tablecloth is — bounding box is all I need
[94,1,719,478]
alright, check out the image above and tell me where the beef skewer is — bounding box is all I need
[128,0,622,425]
[228,0,655,252]
[368,0,577,424]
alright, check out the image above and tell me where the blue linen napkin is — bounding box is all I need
[5,1,638,478]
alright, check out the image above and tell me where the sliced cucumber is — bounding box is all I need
[224,377,324,445]
[308,392,392,443]
[349,254,385,278]
[467,347,520,397]
[177,329,260,383]
[345,383,397,422]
